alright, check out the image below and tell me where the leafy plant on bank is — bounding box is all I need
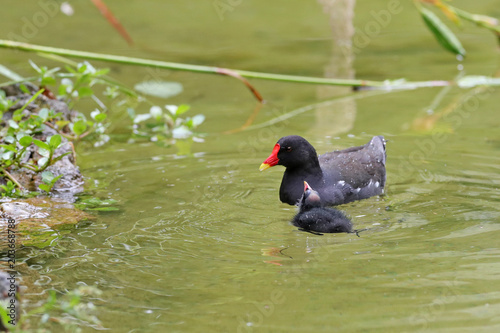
[25,60,204,145]
[0,59,205,198]
[0,89,68,197]
[0,61,115,197]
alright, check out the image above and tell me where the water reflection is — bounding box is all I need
[314,0,357,137]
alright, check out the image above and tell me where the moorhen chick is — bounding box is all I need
[292,181,352,234]
[260,135,386,206]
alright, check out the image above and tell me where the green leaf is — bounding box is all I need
[0,64,24,81]
[45,67,60,76]
[172,126,192,139]
[420,7,466,57]
[52,174,63,183]
[8,119,19,129]
[191,114,205,127]
[41,171,55,183]
[64,65,77,74]
[51,152,71,164]
[33,139,50,150]
[16,88,45,114]
[165,105,178,117]
[72,120,87,136]
[49,134,62,149]
[134,81,183,99]
[90,109,100,120]
[77,73,91,85]
[0,144,17,152]
[90,109,108,123]
[38,108,49,121]
[150,106,163,119]
[77,86,94,97]
[38,184,51,193]
[133,114,152,124]
[19,135,33,147]
[56,120,70,128]
[175,104,191,116]
[41,76,56,86]
[38,156,48,167]
[77,63,87,73]
[29,59,42,73]
[58,84,69,96]
[104,86,119,99]
[95,68,110,76]
[94,113,107,122]
[38,148,50,157]
[2,151,14,160]
[41,173,62,186]
[19,84,29,94]
[53,112,64,119]
[12,109,24,121]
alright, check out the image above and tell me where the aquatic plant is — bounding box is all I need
[129,104,205,144]
[416,0,500,57]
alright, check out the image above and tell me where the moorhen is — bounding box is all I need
[260,135,386,206]
[292,181,353,234]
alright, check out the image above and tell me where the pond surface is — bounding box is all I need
[2,1,500,332]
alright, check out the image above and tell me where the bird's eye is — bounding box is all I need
[286,146,292,152]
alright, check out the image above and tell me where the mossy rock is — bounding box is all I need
[1,197,95,249]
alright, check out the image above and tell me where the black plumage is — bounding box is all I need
[260,135,386,206]
[292,181,353,234]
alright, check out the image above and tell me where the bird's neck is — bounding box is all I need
[280,165,324,205]
[284,162,323,181]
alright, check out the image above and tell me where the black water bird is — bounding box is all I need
[260,135,386,206]
[292,181,353,235]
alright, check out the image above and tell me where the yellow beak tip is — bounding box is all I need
[259,163,271,171]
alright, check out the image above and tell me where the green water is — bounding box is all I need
[2,1,500,332]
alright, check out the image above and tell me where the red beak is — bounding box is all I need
[303,181,311,192]
[259,143,280,171]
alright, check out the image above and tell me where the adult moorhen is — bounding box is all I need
[292,181,352,234]
[260,135,386,206]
